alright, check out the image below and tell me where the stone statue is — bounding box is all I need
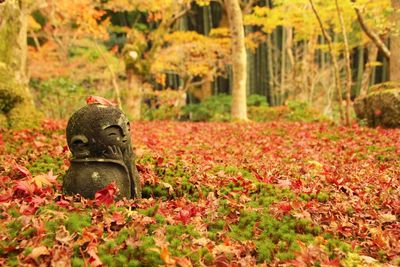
[63,103,141,199]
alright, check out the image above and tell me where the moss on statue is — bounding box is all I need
[0,66,41,129]
[354,82,400,128]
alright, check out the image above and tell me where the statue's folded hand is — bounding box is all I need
[106,145,124,160]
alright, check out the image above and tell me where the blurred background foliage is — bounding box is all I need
[1,0,398,125]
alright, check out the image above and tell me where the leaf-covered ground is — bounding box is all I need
[0,121,399,266]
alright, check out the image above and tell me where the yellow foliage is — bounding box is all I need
[151,30,231,88]
[28,15,41,31]
[245,0,391,48]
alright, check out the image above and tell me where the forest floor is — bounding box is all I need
[0,120,399,266]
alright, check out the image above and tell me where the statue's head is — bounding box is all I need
[66,104,131,159]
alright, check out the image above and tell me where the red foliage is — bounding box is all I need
[86,96,116,106]
[94,182,118,206]
[0,120,399,265]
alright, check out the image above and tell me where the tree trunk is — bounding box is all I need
[225,0,248,121]
[0,0,40,129]
[360,44,378,96]
[305,35,317,103]
[125,69,143,121]
[355,46,364,95]
[335,0,352,126]
[391,0,400,81]
[280,27,287,105]
[267,35,275,106]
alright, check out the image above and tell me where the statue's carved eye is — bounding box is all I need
[104,125,123,137]
[73,139,86,145]
[71,135,88,146]
[71,135,89,151]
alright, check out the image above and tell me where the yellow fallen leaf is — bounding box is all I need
[160,246,176,265]
[308,160,323,169]
[379,213,396,223]
[162,182,174,194]
[28,246,50,259]
[32,174,53,188]
[32,171,57,188]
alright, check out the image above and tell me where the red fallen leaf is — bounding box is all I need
[177,210,191,225]
[374,109,382,116]
[213,255,230,267]
[112,211,125,225]
[86,95,116,106]
[110,44,119,54]
[95,182,118,206]
[176,206,198,225]
[56,198,71,207]
[277,203,292,213]
[0,133,4,147]
[175,257,193,267]
[18,196,46,215]
[33,140,45,148]
[277,178,291,188]
[87,243,102,267]
[15,164,31,178]
[252,170,270,183]
[0,189,12,202]
[156,156,164,166]
[13,180,35,196]
[20,203,38,215]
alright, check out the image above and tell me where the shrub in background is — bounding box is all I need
[285,101,328,122]
[182,94,232,122]
[141,89,186,121]
[142,92,328,123]
[181,94,269,122]
[249,101,329,122]
[30,78,96,119]
[248,106,288,122]
[247,94,268,107]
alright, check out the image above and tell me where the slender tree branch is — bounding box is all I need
[188,78,210,89]
[335,0,352,126]
[351,0,390,59]
[167,6,191,28]
[29,29,42,52]
[242,0,257,15]
[93,42,122,109]
[309,0,344,123]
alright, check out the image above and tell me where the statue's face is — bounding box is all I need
[67,104,132,159]
[97,119,131,149]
